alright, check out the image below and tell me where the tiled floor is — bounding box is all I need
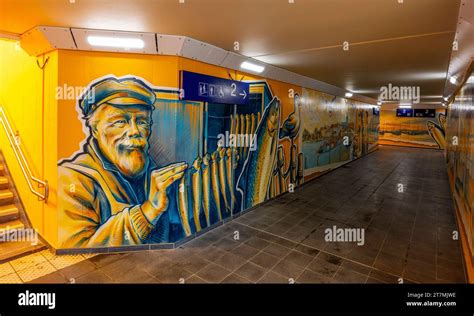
[0,250,93,283]
[8,145,467,284]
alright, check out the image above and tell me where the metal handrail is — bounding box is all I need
[0,106,48,202]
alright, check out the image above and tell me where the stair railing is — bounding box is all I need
[0,106,48,202]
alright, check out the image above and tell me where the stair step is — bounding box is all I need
[0,204,19,222]
[0,176,8,190]
[0,219,23,230]
[0,219,25,240]
[0,189,14,206]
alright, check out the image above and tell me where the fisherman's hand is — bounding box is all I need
[141,162,188,225]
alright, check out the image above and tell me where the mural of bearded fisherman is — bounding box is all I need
[58,77,187,248]
[58,75,303,249]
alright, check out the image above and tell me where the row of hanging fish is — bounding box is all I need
[176,147,239,236]
[175,96,304,236]
[227,112,261,159]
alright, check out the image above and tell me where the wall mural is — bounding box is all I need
[300,88,379,181]
[446,70,474,263]
[379,109,446,149]
[57,75,305,248]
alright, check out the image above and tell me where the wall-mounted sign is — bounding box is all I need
[396,108,414,117]
[414,109,436,117]
[180,71,250,105]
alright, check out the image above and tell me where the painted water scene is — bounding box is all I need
[379,109,446,149]
[301,88,355,180]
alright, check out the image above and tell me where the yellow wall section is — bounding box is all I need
[0,39,58,247]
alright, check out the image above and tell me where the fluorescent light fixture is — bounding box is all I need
[240,61,265,73]
[399,105,412,109]
[345,92,353,98]
[449,76,458,84]
[443,97,449,101]
[87,35,145,49]
[377,101,382,106]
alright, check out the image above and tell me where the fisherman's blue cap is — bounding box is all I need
[79,77,156,117]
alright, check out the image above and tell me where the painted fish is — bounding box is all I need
[250,113,256,137]
[218,148,231,213]
[177,175,192,236]
[226,148,236,210]
[235,115,240,140]
[210,151,223,221]
[239,114,246,156]
[243,114,251,159]
[237,97,281,210]
[427,121,446,149]
[191,156,202,232]
[230,114,235,136]
[232,148,240,169]
[438,113,447,134]
[201,153,211,227]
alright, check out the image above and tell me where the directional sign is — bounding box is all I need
[180,71,250,105]
[396,108,414,117]
[414,109,436,118]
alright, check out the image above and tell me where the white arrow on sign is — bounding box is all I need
[239,90,247,99]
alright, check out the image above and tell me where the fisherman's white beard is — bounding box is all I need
[116,148,148,178]
[99,137,149,178]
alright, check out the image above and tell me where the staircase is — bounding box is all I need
[0,150,44,262]
[0,163,23,230]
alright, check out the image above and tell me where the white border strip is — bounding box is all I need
[22,26,378,105]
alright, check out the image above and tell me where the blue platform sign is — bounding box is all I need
[414,109,436,118]
[396,108,414,117]
[180,71,250,105]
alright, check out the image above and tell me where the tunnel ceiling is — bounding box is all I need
[0,0,463,105]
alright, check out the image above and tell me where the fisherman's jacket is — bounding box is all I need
[58,139,172,248]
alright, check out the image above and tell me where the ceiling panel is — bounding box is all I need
[257,32,455,103]
[0,0,464,106]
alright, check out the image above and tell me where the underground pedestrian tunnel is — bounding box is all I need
[0,0,472,286]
